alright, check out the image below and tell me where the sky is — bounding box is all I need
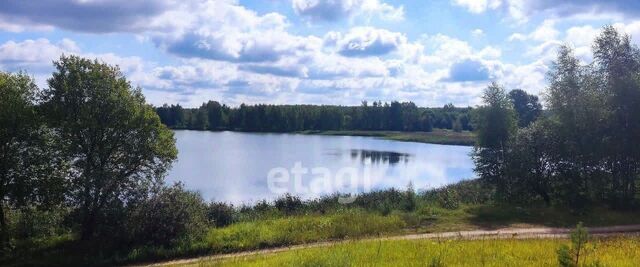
[1,0,640,108]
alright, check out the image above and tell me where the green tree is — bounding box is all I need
[41,56,177,240]
[593,26,640,208]
[472,83,517,200]
[0,72,65,246]
[557,222,590,267]
[508,89,542,127]
[547,45,607,207]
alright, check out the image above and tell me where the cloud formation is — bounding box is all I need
[452,0,640,22]
[292,0,404,22]
[446,59,490,82]
[0,0,174,32]
[330,27,407,57]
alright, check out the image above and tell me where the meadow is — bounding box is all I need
[182,236,640,267]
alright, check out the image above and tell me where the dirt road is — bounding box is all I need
[138,224,640,266]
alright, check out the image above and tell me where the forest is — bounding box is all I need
[154,93,540,133]
[155,101,471,132]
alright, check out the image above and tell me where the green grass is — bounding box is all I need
[207,210,405,253]
[181,237,640,266]
[298,129,476,146]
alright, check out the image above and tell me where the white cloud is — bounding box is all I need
[329,27,407,57]
[508,20,559,42]
[292,0,404,22]
[0,38,150,90]
[453,0,640,23]
[471,29,484,37]
[451,0,502,14]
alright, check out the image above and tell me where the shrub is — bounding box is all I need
[274,194,303,215]
[557,222,590,267]
[127,183,208,247]
[10,207,69,240]
[403,182,417,212]
[437,188,460,210]
[207,202,235,227]
[422,179,493,206]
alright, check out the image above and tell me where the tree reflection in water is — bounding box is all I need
[349,149,411,165]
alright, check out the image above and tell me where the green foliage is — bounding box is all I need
[474,26,640,209]
[155,101,473,133]
[402,182,417,212]
[0,71,66,250]
[508,89,542,128]
[473,82,517,149]
[9,207,69,241]
[41,55,178,239]
[127,183,208,247]
[557,222,591,267]
[206,210,404,252]
[207,202,235,227]
[274,194,303,215]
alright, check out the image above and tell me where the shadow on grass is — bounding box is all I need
[466,204,640,230]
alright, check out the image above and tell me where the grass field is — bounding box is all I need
[298,129,476,146]
[176,236,640,266]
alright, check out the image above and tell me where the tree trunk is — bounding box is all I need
[80,208,96,240]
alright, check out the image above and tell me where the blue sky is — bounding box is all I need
[1,0,639,107]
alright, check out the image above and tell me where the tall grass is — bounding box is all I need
[192,237,640,266]
[207,210,404,253]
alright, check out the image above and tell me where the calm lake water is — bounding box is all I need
[167,130,475,204]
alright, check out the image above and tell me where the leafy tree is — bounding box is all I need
[0,72,65,246]
[41,56,177,240]
[508,89,542,127]
[593,26,640,208]
[472,83,517,200]
[204,101,224,130]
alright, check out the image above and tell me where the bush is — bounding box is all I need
[127,183,208,247]
[274,194,303,215]
[207,202,236,227]
[437,188,460,210]
[557,222,591,267]
[423,179,493,207]
[9,207,69,240]
[403,182,417,212]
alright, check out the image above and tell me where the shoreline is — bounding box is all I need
[170,128,476,146]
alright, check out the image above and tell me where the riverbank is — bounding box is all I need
[297,129,476,146]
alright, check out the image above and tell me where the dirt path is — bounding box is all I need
[137,224,640,266]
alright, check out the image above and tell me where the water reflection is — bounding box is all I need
[349,149,411,165]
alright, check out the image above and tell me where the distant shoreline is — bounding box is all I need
[171,128,476,146]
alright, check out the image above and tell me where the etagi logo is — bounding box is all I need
[267,162,374,204]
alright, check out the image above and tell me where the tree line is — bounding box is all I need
[155,101,476,132]
[474,26,640,209]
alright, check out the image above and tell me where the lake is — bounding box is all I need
[167,130,475,204]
